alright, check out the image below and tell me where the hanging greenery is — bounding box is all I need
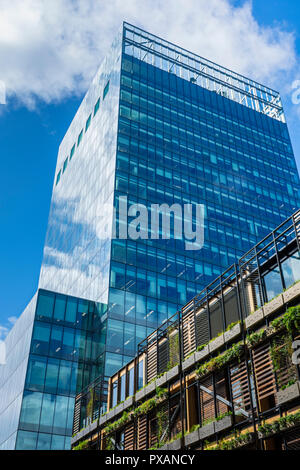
[167,329,180,370]
[271,306,300,334]
[73,439,89,451]
[196,342,244,378]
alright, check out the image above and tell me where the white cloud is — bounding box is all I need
[0,0,298,107]
[7,316,18,325]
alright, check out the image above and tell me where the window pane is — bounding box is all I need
[44,358,59,394]
[16,431,37,450]
[53,295,66,323]
[25,356,47,392]
[31,323,51,355]
[19,391,43,432]
[37,433,52,450]
[53,395,69,435]
[39,394,55,433]
[36,291,54,320]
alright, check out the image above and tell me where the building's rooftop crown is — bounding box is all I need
[123,22,285,123]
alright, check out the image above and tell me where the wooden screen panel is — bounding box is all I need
[230,360,252,414]
[169,398,182,438]
[182,309,196,359]
[214,371,228,416]
[285,426,300,450]
[199,375,215,423]
[73,396,81,434]
[158,339,168,374]
[147,343,157,383]
[137,415,147,450]
[252,343,276,410]
[124,422,134,450]
[195,309,210,347]
[272,333,298,390]
[149,416,158,449]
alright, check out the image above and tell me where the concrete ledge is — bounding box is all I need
[195,345,209,363]
[245,308,264,329]
[99,413,108,427]
[184,429,200,446]
[114,402,124,417]
[135,387,146,402]
[283,282,300,303]
[106,408,116,421]
[208,334,224,353]
[263,295,284,317]
[277,382,300,405]
[166,365,179,381]
[123,396,134,411]
[143,380,156,397]
[199,422,215,440]
[215,415,232,433]
[161,438,182,450]
[156,372,167,388]
[182,353,196,371]
[224,323,241,343]
[168,438,182,450]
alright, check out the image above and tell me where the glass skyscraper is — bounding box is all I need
[1,22,299,449]
[0,289,106,450]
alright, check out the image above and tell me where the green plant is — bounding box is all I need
[104,411,130,435]
[246,328,267,347]
[281,379,297,390]
[208,431,253,450]
[225,321,239,332]
[258,411,300,438]
[73,439,89,451]
[86,388,94,418]
[196,342,244,378]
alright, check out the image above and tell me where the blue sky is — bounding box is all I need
[1,0,300,337]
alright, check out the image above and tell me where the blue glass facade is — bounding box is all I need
[104,24,300,377]
[0,289,106,450]
[1,23,300,450]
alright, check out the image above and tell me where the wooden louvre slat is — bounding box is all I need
[137,415,147,450]
[230,361,251,411]
[252,343,276,403]
[182,309,196,359]
[124,422,134,450]
[195,309,210,348]
[147,343,157,383]
[199,375,215,423]
[73,398,81,434]
[214,371,229,416]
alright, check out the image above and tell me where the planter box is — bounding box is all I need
[208,334,224,353]
[224,323,241,343]
[156,372,167,388]
[99,413,108,427]
[215,415,233,433]
[195,345,209,363]
[87,419,98,434]
[283,282,300,303]
[123,396,133,411]
[245,308,264,329]
[114,403,124,417]
[263,295,284,317]
[167,365,179,381]
[184,429,200,446]
[106,408,116,421]
[199,422,215,440]
[135,387,146,402]
[168,438,182,450]
[277,382,300,406]
[143,380,156,397]
[182,353,196,371]
[160,443,169,450]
